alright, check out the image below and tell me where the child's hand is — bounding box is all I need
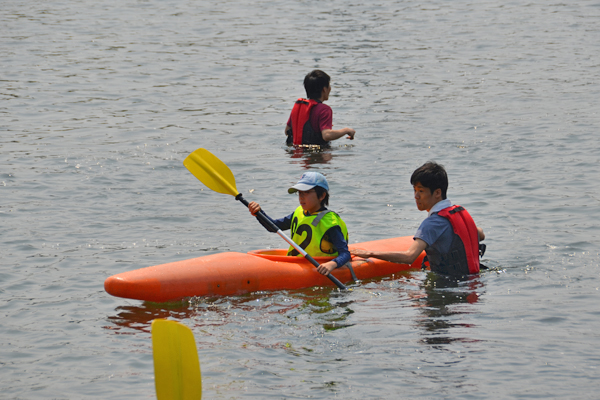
[350,249,370,259]
[248,201,261,216]
[317,261,337,276]
[345,128,356,140]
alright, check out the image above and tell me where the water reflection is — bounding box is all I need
[294,295,355,331]
[285,146,333,168]
[104,288,355,335]
[105,300,192,334]
[412,273,484,347]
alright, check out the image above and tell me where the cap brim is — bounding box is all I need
[288,183,316,194]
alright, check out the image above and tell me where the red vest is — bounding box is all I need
[290,98,328,146]
[437,205,480,274]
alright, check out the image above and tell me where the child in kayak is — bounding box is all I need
[248,172,350,276]
[285,69,356,147]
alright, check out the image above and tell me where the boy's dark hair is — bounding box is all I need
[314,186,330,207]
[304,70,331,100]
[410,161,448,199]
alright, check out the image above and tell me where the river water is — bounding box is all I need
[2,0,600,398]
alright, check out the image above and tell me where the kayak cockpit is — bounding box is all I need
[247,249,335,264]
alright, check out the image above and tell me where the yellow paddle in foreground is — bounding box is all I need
[152,319,202,400]
[183,148,347,290]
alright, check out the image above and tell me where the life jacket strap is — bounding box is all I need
[448,205,465,214]
[311,210,330,227]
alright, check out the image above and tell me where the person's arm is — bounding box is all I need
[350,238,427,265]
[316,226,350,276]
[321,127,355,141]
[285,111,293,143]
[477,226,485,241]
[315,105,355,141]
[248,201,292,231]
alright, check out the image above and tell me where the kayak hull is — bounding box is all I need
[104,236,423,302]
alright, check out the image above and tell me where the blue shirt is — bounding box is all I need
[257,208,351,268]
[414,199,454,255]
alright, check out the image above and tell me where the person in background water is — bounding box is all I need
[248,172,350,276]
[285,70,356,147]
[351,161,486,277]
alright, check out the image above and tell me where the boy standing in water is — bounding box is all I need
[285,70,356,147]
[248,172,350,276]
[351,162,486,277]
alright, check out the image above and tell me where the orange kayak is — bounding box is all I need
[104,236,423,302]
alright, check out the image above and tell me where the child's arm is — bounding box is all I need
[321,127,355,141]
[477,226,485,241]
[248,202,291,231]
[316,226,350,276]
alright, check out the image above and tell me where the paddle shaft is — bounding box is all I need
[236,194,347,290]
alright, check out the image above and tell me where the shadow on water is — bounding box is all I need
[412,272,485,347]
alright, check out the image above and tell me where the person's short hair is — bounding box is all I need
[410,161,448,199]
[314,186,330,207]
[304,70,331,100]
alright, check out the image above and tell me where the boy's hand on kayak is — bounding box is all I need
[317,261,337,276]
[350,249,370,259]
[248,201,261,216]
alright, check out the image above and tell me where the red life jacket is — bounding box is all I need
[437,205,480,274]
[289,98,328,146]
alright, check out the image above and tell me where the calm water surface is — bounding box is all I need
[1,0,599,398]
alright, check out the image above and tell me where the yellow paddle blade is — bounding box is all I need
[183,148,239,197]
[152,319,202,400]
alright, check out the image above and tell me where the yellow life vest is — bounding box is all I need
[287,206,349,257]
